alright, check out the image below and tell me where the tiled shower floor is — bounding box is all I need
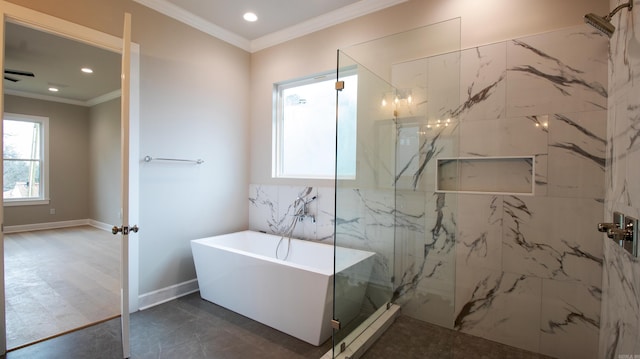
[2,292,553,359]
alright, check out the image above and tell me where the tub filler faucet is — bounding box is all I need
[295,196,317,223]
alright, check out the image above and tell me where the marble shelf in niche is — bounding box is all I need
[436,156,535,195]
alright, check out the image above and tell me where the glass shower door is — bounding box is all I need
[333,18,461,358]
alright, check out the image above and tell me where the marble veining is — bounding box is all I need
[249,24,609,359]
[506,27,608,117]
[600,1,640,357]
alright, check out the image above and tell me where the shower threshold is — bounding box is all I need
[321,303,401,359]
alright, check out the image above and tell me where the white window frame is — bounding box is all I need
[3,113,50,206]
[273,69,357,180]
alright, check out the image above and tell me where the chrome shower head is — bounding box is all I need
[584,13,615,38]
[584,1,634,38]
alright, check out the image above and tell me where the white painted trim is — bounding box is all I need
[128,41,141,314]
[2,1,121,52]
[251,0,408,52]
[3,219,90,233]
[2,199,50,207]
[3,219,116,233]
[5,88,122,107]
[138,279,199,310]
[4,89,87,106]
[133,0,407,53]
[88,219,113,232]
[132,0,250,51]
[86,89,122,107]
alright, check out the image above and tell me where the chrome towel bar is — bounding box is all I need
[143,155,204,164]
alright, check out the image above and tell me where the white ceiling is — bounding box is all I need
[134,0,407,52]
[2,0,407,104]
[165,0,360,40]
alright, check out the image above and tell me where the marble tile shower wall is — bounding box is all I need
[600,0,640,357]
[248,25,608,359]
[248,185,335,242]
[450,26,608,359]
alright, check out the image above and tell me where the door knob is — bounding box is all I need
[112,225,139,235]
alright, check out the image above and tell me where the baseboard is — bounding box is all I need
[138,279,200,310]
[3,219,91,234]
[88,219,113,232]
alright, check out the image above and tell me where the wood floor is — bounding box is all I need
[4,225,121,349]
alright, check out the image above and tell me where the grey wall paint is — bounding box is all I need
[5,0,252,295]
[135,6,251,294]
[3,95,90,226]
[88,97,120,226]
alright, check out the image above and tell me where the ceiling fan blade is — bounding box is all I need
[4,69,34,77]
[4,75,19,82]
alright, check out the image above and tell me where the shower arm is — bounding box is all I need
[604,1,633,21]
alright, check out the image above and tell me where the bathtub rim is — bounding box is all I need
[190,230,376,277]
[191,230,335,276]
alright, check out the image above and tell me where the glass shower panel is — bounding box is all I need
[333,18,461,357]
[392,50,461,328]
[333,51,397,351]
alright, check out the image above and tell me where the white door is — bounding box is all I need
[117,12,133,359]
[0,13,6,356]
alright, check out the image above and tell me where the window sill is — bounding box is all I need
[4,199,50,207]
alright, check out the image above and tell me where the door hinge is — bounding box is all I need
[331,319,341,330]
[335,81,345,91]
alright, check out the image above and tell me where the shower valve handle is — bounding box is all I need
[607,228,633,242]
[597,222,617,232]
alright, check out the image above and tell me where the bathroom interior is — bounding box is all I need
[1,0,639,358]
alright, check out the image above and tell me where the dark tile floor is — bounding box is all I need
[2,292,553,359]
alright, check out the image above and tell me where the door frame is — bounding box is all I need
[0,1,141,354]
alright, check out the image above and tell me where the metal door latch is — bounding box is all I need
[112,225,139,235]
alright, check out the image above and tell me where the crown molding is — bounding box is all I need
[86,89,122,107]
[133,0,251,51]
[133,0,407,53]
[5,89,121,107]
[5,89,87,106]
[251,0,408,52]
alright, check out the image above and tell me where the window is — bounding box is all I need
[3,113,49,205]
[273,71,357,179]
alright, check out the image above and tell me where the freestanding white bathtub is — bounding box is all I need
[191,230,375,346]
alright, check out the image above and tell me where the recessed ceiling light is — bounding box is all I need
[48,87,59,92]
[243,12,258,22]
[81,67,94,74]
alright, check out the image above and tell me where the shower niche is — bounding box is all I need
[436,156,535,195]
